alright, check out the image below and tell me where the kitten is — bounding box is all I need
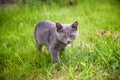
[34,20,78,63]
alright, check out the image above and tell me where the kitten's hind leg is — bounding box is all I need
[33,40,42,53]
[35,42,43,53]
[37,44,43,52]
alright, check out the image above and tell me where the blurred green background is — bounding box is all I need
[0,0,120,80]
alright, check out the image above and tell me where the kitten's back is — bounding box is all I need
[34,21,56,46]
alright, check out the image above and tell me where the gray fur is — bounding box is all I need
[34,20,78,63]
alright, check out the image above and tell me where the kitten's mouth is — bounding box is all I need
[60,41,70,45]
[68,41,71,44]
[64,41,71,44]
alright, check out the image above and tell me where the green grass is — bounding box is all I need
[0,0,120,80]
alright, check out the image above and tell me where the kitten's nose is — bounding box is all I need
[68,41,70,44]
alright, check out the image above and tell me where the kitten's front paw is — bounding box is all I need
[54,63,61,71]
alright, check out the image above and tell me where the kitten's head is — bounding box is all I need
[56,21,78,44]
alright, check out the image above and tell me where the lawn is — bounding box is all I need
[0,0,120,80]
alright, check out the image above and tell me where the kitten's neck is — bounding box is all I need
[57,38,68,46]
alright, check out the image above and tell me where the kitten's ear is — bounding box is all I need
[56,22,62,31]
[72,21,78,29]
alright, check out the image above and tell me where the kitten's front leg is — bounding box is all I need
[49,47,60,63]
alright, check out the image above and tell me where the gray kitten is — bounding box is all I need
[34,20,78,63]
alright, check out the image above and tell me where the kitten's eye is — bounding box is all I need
[70,35,73,37]
[63,35,67,38]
